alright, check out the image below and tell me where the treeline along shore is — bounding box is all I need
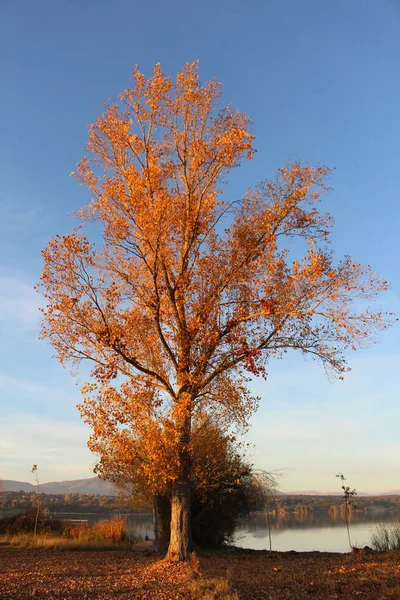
[2,491,400,518]
[263,494,400,516]
[0,491,147,515]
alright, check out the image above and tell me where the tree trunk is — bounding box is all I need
[167,389,193,561]
[167,480,192,561]
[33,495,40,540]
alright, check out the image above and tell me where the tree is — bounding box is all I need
[336,472,357,549]
[31,464,40,540]
[189,423,276,547]
[84,402,275,548]
[38,62,391,561]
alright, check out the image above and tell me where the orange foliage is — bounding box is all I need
[38,62,392,558]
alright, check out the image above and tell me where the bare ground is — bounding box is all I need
[1,545,400,599]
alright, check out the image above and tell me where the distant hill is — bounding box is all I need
[2,477,116,495]
[285,490,381,497]
[2,480,35,493]
[3,478,399,497]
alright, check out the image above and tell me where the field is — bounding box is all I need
[1,546,400,599]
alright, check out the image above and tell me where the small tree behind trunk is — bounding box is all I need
[153,495,159,549]
[154,494,171,551]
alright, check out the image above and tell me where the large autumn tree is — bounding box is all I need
[38,62,391,561]
[82,396,274,549]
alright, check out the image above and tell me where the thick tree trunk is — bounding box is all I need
[167,393,192,561]
[166,382,193,561]
[167,480,192,561]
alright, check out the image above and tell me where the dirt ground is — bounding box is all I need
[1,545,400,599]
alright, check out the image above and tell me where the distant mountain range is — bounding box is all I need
[2,477,116,495]
[2,477,400,497]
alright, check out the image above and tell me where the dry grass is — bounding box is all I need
[0,533,130,550]
[188,571,239,599]
[371,523,400,552]
[0,515,132,549]
[67,515,128,542]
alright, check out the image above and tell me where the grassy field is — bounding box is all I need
[1,545,400,599]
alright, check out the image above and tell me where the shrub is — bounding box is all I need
[0,511,64,536]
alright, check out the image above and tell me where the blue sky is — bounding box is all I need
[0,0,399,492]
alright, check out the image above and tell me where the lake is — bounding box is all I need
[3,509,400,553]
[233,511,400,553]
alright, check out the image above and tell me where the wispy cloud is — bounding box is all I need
[0,272,42,333]
[0,414,95,482]
[247,351,400,492]
[0,199,43,233]
[0,373,79,404]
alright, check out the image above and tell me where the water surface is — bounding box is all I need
[233,511,400,553]
[3,508,399,552]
